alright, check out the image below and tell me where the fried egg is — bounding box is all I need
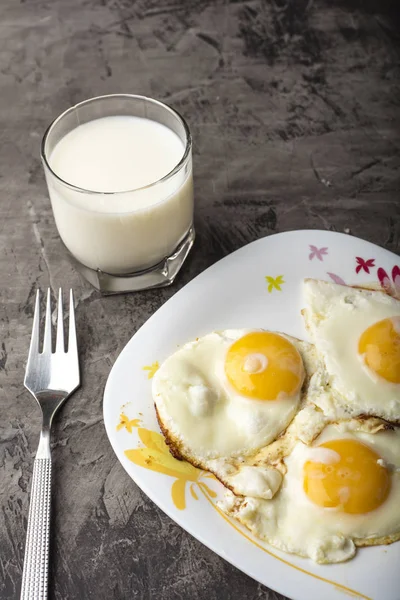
[302,279,400,423]
[222,420,400,563]
[153,329,318,493]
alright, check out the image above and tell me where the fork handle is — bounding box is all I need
[20,458,52,600]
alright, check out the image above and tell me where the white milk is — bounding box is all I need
[46,116,193,274]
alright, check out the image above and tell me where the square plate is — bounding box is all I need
[104,230,400,600]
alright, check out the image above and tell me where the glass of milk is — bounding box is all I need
[41,94,194,293]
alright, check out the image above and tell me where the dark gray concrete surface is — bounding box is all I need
[0,1,399,598]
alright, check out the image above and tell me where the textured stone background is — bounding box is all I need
[0,1,399,599]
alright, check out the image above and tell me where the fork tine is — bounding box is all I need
[27,290,40,358]
[42,288,52,354]
[56,288,64,352]
[68,289,77,355]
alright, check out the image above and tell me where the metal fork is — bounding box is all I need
[21,288,80,600]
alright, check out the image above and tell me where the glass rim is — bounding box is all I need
[40,93,192,196]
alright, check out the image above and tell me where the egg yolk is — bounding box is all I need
[303,439,391,514]
[224,332,304,401]
[358,317,400,384]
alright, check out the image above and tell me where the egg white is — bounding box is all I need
[302,279,400,423]
[222,420,400,564]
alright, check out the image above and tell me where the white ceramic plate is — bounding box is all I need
[103,230,400,600]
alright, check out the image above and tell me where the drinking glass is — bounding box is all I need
[41,94,194,293]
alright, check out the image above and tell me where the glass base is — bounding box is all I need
[66,226,195,294]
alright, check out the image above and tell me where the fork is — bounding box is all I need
[21,288,80,600]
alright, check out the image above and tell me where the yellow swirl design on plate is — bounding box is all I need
[125,428,216,510]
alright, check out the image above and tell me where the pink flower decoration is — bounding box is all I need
[309,245,328,261]
[377,266,400,298]
[378,267,391,291]
[393,265,400,289]
[327,272,346,285]
[355,257,375,274]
